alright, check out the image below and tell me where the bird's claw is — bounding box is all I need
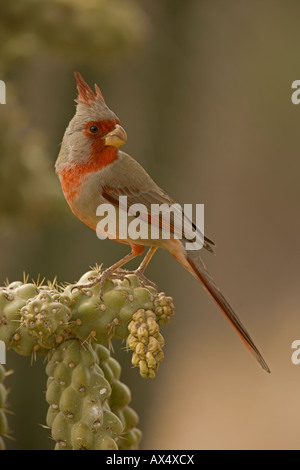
[116,268,158,291]
[71,267,158,300]
[134,269,158,291]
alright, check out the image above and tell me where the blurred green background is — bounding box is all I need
[1,0,300,450]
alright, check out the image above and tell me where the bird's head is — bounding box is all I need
[56,72,127,172]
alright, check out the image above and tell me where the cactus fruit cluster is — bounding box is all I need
[0,268,175,450]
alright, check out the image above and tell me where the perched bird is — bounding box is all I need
[55,72,270,373]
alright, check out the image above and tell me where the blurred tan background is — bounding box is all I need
[0,0,300,450]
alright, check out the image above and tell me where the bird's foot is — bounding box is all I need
[135,268,158,291]
[115,268,158,291]
[71,267,158,300]
[71,267,133,299]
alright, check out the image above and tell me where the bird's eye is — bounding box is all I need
[89,125,99,134]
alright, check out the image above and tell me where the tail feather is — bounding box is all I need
[186,250,270,373]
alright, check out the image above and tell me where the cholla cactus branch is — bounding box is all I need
[0,268,175,449]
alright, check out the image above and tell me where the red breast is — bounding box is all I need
[59,146,118,202]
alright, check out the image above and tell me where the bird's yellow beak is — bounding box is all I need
[104,124,127,147]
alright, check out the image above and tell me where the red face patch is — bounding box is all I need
[83,119,120,138]
[83,118,121,162]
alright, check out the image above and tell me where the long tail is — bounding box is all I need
[184,249,270,373]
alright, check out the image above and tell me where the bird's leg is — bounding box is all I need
[134,246,158,289]
[117,246,158,291]
[72,245,144,298]
[72,249,141,298]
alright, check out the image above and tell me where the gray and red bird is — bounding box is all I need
[55,72,270,373]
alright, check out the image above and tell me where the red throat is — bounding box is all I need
[59,147,118,201]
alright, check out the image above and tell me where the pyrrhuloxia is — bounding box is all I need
[55,72,270,373]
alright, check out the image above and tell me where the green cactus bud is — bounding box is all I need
[0,283,37,346]
[0,384,7,409]
[59,386,82,420]
[20,290,72,350]
[70,422,94,450]
[122,406,140,430]
[110,381,131,409]
[107,357,121,380]
[51,412,72,447]
[102,406,124,437]
[7,282,38,301]
[114,406,142,450]
[0,281,63,356]
[46,403,59,429]
[99,361,115,384]
[94,343,111,362]
[94,433,118,450]
[0,411,8,436]
[53,362,72,388]
[10,325,47,357]
[0,366,4,383]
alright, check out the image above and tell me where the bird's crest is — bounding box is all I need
[74,72,105,106]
